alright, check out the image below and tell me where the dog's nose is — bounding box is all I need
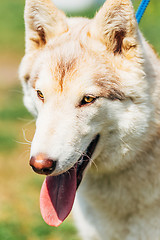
[30,154,57,175]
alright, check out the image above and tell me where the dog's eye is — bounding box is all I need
[37,90,44,101]
[80,96,97,106]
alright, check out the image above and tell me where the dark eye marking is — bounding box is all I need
[95,78,125,101]
[107,87,125,101]
[24,74,30,82]
[93,72,126,101]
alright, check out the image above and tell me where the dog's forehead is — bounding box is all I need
[32,33,123,100]
[35,40,85,91]
[34,41,88,85]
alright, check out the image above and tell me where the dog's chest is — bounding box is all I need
[73,174,131,239]
[73,170,160,240]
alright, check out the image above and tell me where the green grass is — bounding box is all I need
[0,87,29,121]
[0,85,30,153]
[0,0,25,54]
[0,218,79,240]
[137,1,160,54]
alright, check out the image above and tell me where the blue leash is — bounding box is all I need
[136,0,150,24]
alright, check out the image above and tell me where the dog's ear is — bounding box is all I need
[90,0,138,54]
[24,0,68,52]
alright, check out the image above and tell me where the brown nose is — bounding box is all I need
[30,154,57,175]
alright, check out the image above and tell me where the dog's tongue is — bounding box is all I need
[40,167,77,227]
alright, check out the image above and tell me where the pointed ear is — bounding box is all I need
[90,0,138,54]
[24,0,68,52]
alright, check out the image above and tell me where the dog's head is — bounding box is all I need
[19,0,151,226]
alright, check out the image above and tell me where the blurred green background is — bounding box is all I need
[0,0,159,239]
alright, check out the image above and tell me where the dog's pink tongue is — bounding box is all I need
[40,167,77,227]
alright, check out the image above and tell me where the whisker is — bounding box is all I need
[22,128,32,144]
[120,138,133,151]
[67,169,71,179]
[75,149,99,172]
[83,152,99,171]
[18,118,35,126]
[14,140,31,146]
[17,149,31,162]
[8,89,23,94]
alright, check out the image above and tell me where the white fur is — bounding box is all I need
[19,0,160,239]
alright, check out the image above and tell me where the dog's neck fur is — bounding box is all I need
[74,37,160,240]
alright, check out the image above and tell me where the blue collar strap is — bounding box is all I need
[136,0,150,24]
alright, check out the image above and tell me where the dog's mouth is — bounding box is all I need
[40,134,100,227]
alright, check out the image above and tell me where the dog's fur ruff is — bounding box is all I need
[19,0,160,239]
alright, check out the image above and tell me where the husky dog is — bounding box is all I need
[19,0,160,239]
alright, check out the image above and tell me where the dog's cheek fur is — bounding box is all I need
[19,54,38,117]
[91,95,152,173]
[87,59,152,173]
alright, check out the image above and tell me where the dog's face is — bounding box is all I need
[20,0,151,181]
[19,0,153,227]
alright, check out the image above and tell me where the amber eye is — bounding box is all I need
[37,90,44,101]
[80,95,97,106]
